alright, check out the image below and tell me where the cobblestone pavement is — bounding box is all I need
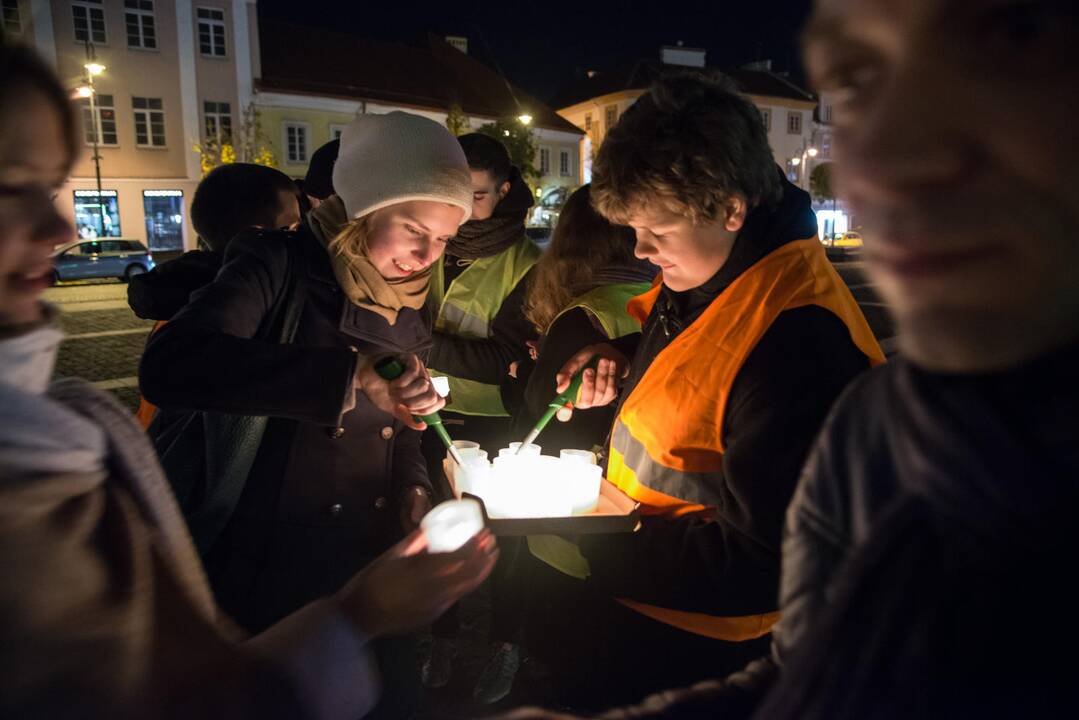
[46,259,893,719]
[46,279,153,411]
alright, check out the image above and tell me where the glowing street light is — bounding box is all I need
[84,62,106,76]
[74,86,93,99]
[807,147,819,158]
[790,156,802,166]
[518,113,533,125]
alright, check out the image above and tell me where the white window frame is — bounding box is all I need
[538,146,551,176]
[787,111,802,135]
[81,93,118,147]
[196,6,227,58]
[760,108,771,131]
[124,0,157,50]
[72,0,107,45]
[559,149,571,177]
[2,0,21,38]
[132,96,166,148]
[203,100,232,143]
[329,124,347,141]
[283,122,310,164]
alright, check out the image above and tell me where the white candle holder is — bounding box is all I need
[421,499,485,553]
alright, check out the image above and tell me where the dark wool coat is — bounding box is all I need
[140,224,433,632]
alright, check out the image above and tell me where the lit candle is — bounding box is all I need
[421,499,485,553]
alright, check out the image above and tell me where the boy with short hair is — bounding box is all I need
[128,163,300,426]
[546,70,883,706]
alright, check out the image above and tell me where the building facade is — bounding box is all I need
[556,51,819,189]
[10,0,258,252]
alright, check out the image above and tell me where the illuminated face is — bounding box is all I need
[0,91,73,327]
[805,0,1079,371]
[364,200,465,279]
[468,169,510,222]
[626,201,746,292]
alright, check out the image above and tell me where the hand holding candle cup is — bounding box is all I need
[421,499,486,553]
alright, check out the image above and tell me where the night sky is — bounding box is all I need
[258,0,816,104]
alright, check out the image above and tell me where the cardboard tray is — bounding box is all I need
[443,459,640,536]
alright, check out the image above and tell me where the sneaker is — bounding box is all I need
[421,637,455,689]
[472,642,520,704]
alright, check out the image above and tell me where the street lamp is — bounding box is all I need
[82,41,106,237]
[518,114,533,125]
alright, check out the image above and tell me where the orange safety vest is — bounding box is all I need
[607,237,885,641]
[134,319,168,430]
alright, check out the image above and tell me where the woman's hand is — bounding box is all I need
[338,528,498,639]
[355,353,445,430]
[553,343,630,421]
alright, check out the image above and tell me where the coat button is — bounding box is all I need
[328,426,345,439]
[374,496,387,510]
[328,503,343,516]
[380,426,393,440]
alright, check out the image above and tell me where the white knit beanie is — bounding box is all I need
[332,111,473,224]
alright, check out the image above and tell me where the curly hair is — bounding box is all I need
[591,70,781,226]
[524,185,638,335]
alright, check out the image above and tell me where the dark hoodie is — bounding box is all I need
[127,250,222,321]
[579,176,872,620]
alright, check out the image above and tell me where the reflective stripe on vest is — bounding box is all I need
[429,239,541,416]
[607,236,886,640]
[554,281,654,340]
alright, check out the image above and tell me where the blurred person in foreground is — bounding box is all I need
[505,0,1079,717]
[0,42,497,720]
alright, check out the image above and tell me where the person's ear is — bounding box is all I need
[498,180,511,200]
[724,195,748,232]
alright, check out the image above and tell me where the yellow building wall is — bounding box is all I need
[257,105,359,178]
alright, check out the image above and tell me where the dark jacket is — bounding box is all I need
[506,306,614,453]
[578,178,873,620]
[127,249,223,321]
[139,224,433,633]
[597,339,1079,719]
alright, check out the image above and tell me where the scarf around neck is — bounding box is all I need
[308,195,432,326]
[448,166,533,260]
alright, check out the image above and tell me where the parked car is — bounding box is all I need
[529,186,571,228]
[832,231,863,248]
[52,238,156,284]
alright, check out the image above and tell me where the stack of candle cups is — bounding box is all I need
[447,443,603,519]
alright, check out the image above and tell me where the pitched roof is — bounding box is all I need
[256,22,582,136]
[552,59,816,110]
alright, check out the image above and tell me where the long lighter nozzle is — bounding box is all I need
[516,428,541,454]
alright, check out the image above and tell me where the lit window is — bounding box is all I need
[132,97,165,147]
[80,93,118,146]
[72,0,106,44]
[124,0,156,49]
[197,7,226,57]
[73,189,121,238]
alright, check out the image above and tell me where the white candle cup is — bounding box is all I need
[560,448,597,465]
[455,457,491,496]
[569,463,603,515]
[421,499,485,553]
[502,442,541,457]
[448,440,481,464]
